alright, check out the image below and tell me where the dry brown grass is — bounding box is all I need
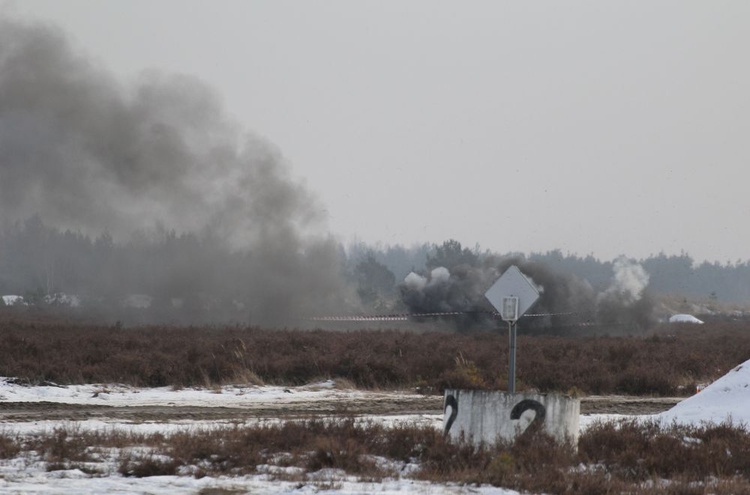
[5,419,750,493]
[4,311,750,491]
[1,309,749,396]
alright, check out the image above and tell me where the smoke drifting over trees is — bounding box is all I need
[0,15,349,324]
[399,241,655,332]
[3,15,749,332]
[1,17,316,244]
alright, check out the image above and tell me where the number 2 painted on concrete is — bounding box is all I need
[443,395,546,436]
[510,399,546,435]
[443,394,458,437]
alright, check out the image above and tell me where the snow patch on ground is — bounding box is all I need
[0,378,380,408]
[668,313,704,324]
[0,474,518,495]
[657,359,750,426]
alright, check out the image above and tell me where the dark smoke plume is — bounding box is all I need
[400,255,655,333]
[0,16,349,324]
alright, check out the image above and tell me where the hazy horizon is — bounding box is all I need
[5,1,750,264]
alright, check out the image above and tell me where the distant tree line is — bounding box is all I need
[0,216,345,324]
[347,242,750,308]
[0,216,244,307]
[2,217,750,324]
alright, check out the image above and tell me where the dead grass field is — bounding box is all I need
[2,309,750,492]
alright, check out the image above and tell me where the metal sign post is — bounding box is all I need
[510,322,516,392]
[484,266,540,394]
[502,296,519,393]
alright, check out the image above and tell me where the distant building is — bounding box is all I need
[1,295,26,306]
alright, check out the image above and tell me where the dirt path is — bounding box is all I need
[0,395,443,422]
[0,393,683,423]
[580,395,683,415]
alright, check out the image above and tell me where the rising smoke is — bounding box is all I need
[0,15,350,324]
[400,255,655,333]
[598,256,650,306]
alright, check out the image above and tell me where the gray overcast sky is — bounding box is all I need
[7,1,750,263]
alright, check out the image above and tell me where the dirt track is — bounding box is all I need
[0,393,682,423]
[580,395,683,415]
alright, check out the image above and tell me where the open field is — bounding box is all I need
[1,309,750,493]
[1,306,748,395]
[0,380,748,494]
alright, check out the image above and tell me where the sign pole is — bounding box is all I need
[484,266,540,395]
[508,321,516,393]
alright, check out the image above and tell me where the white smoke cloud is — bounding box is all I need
[404,266,452,291]
[428,266,451,286]
[599,256,650,306]
[404,272,428,291]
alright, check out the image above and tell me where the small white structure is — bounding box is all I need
[443,389,580,447]
[669,314,704,324]
[1,295,26,306]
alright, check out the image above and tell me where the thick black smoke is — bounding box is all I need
[400,255,655,333]
[0,16,350,324]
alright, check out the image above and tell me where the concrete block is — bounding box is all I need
[443,389,580,447]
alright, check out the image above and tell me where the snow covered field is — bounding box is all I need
[1,359,749,494]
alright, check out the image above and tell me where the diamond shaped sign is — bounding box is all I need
[484,265,540,321]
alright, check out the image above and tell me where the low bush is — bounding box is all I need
[0,434,21,459]
[580,419,750,482]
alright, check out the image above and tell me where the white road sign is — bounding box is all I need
[484,265,540,321]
